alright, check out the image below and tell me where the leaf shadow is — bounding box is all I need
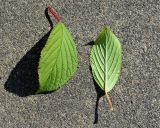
[86,41,105,124]
[45,7,53,28]
[84,41,94,46]
[4,7,54,97]
[4,31,51,97]
[89,66,105,124]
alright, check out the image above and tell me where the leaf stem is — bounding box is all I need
[48,5,61,22]
[105,92,113,111]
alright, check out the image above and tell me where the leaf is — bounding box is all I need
[90,27,122,110]
[37,22,78,93]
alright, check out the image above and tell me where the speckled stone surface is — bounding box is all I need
[0,0,160,127]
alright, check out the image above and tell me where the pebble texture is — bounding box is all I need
[0,0,160,127]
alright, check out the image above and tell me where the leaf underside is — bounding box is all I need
[37,22,78,93]
[90,27,122,92]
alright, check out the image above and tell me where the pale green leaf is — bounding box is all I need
[37,22,78,93]
[90,27,122,93]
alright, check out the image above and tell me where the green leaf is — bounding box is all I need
[37,22,78,93]
[90,27,122,93]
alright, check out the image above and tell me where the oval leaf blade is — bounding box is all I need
[37,22,78,93]
[90,27,122,93]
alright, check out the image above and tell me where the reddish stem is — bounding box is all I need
[105,92,113,111]
[48,5,61,22]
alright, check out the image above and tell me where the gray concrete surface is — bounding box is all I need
[1,0,160,127]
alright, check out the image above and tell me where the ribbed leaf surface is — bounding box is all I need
[37,22,78,93]
[90,27,122,92]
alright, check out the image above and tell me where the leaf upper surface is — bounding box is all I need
[38,22,78,93]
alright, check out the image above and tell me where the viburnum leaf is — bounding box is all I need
[90,26,122,110]
[37,22,78,93]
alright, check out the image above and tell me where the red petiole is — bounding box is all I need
[48,5,61,22]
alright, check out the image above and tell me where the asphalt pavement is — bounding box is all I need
[0,0,160,127]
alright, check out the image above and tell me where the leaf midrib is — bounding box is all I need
[49,23,64,85]
[104,30,108,92]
